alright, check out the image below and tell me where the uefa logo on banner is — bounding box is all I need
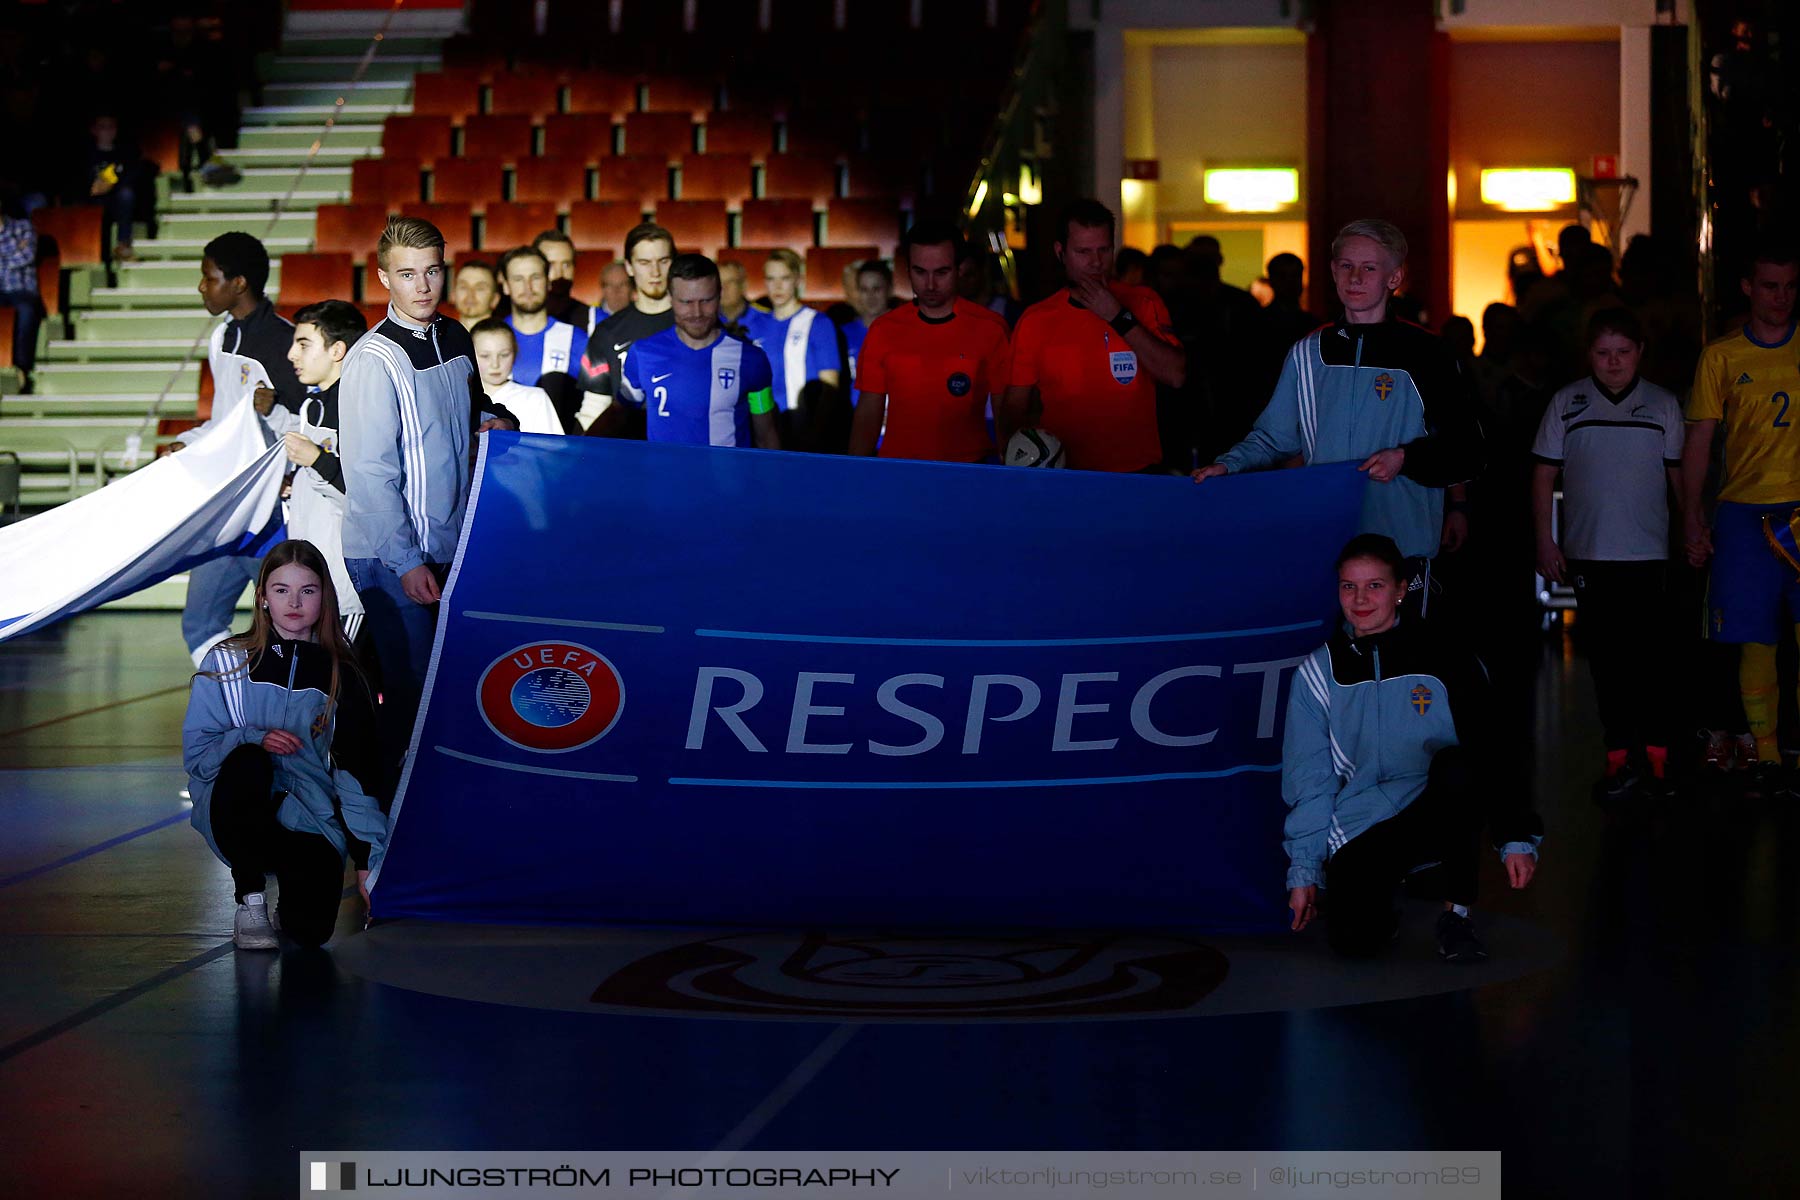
[477,642,626,753]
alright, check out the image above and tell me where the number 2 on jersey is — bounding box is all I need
[1774,391,1792,429]
[654,385,670,417]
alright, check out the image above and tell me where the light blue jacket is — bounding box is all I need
[1281,620,1542,890]
[183,641,388,872]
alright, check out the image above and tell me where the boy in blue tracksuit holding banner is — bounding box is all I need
[1283,534,1544,962]
[1194,218,1484,614]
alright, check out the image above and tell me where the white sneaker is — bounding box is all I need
[234,892,279,950]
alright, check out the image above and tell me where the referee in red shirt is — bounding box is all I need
[849,217,1011,462]
[1001,198,1186,471]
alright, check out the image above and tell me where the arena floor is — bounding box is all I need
[1,613,1791,1196]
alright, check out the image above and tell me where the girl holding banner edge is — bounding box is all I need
[183,541,388,950]
[1281,534,1543,962]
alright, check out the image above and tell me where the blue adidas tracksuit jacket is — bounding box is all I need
[1218,319,1484,559]
[184,639,390,872]
[1282,619,1543,890]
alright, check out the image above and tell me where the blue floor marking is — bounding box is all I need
[0,810,190,890]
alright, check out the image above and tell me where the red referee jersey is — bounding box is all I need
[1009,283,1177,472]
[855,298,1011,462]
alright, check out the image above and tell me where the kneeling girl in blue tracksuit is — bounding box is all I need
[183,539,389,950]
[1282,534,1544,961]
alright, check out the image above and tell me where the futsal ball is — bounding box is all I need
[1005,428,1067,468]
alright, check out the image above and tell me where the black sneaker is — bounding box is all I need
[1436,910,1488,963]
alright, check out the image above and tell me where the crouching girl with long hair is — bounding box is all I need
[183,540,387,949]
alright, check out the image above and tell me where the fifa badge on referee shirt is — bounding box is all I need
[1109,351,1138,385]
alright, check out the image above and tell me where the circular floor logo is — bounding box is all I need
[477,642,625,753]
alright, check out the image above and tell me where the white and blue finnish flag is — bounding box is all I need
[0,399,288,643]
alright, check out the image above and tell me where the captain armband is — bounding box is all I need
[747,387,776,415]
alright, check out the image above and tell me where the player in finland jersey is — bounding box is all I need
[498,245,588,385]
[740,248,841,413]
[849,218,1009,462]
[1681,237,1800,791]
[616,255,781,449]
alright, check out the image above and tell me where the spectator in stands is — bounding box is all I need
[0,190,41,378]
[1001,198,1185,472]
[471,318,566,436]
[282,300,370,645]
[1532,307,1684,800]
[840,259,893,378]
[1194,219,1483,617]
[957,242,1022,327]
[595,260,633,329]
[716,259,749,328]
[340,216,518,790]
[1282,533,1542,961]
[609,254,779,449]
[850,218,1009,463]
[75,112,140,261]
[580,222,677,434]
[741,248,840,445]
[176,231,308,667]
[452,260,500,330]
[532,229,591,333]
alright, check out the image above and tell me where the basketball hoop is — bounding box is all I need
[1578,175,1640,258]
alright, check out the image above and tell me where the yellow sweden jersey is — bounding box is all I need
[1687,323,1800,504]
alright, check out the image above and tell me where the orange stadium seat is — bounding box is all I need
[542,114,617,162]
[701,111,775,157]
[740,199,817,249]
[824,199,902,257]
[648,200,728,256]
[622,112,696,158]
[382,115,455,165]
[677,155,753,206]
[460,114,535,161]
[716,245,782,277]
[483,203,561,252]
[570,248,615,305]
[313,203,392,254]
[597,156,672,206]
[410,69,485,118]
[843,153,912,201]
[351,159,425,205]
[431,158,506,206]
[37,254,61,317]
[567,201,642,253]
[397,203,476,259]
[0,304,14,369]
[359,301,391,326]
[641,76,717,117]
[488,76,563,119]
[29,206,103,266]
[806,245,881,302]
[761,154,839,206]
[783,113,862,159]
[273,252,356,307]
[512,157,589,206]
[565,73,639,119]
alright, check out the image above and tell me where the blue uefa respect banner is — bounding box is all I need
[370,434,1366,934]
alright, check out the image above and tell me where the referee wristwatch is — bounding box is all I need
[1108,307,1139,337]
